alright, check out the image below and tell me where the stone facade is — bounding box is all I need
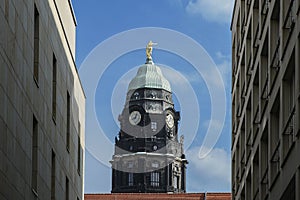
[231,0,300,199]
[0,0,85,199]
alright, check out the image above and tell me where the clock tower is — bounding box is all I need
[111,42,188,193]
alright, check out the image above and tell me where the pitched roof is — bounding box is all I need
[85,193,231,200]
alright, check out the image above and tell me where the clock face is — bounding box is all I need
[166,113,174,128]
[129,111,141,125]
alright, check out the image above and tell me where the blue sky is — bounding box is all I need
[73,0,234,193]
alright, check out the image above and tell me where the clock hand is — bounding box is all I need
[132,114,137,121]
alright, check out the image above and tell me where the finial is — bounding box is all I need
[146,41,157,62]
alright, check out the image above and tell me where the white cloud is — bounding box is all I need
[186,146,231,192]
[186,0,234,24]
[216,51,231,60]
[200,66,225,89]
[199,119,225,158]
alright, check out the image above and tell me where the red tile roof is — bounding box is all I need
[85,193,231,200]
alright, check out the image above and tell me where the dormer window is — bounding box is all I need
[133,92,139,99]
[152,162,159,168]
[150,91,157,98]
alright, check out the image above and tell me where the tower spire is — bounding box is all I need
[111,44,187,193]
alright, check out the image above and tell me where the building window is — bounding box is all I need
[298,98,300,138]
[270,91,280,185]
[240,119,245,170]
[151,122,157,131]
[253,151,259,199]
[270,92,280,150]
[147,90,157,98]
[150,172,160,187]
[270,0,280,86]
[51,150,56,200]
[245,100,252,161]
[282,52,295,121]
[66,92,70,151]
[77,134,81,174]
[133,92,139,99]
[232,152,236,195]
[282,50,295,161]
[65,177,69,200]
[246,173,251,200]
[32,115,38,194]
[260,126,268,199]
[128,162,133,168]
[128,173,133,186]
[33,5,39,83]
[173,175,179,189]
[152,162,159,168]
[260,35,269,115]
[52,54,57,121]
[150,91,157,98]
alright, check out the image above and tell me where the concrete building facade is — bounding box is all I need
[0,0,85,199]
[231,0,300,199]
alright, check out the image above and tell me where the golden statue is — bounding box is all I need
[146,41,157,60]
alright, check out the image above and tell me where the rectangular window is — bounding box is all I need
[246,100,252,161]
[77,134,81,174]
[32,115,38,193]
[246,173,251,199]
[150,172,160,187]
[253,151,259,199]
[260,126,268,199]
[4,0,9,19]
[283,59,295,121]
[253,69,260,130]
[260,34,269,116]
[52,54,57,121]
[235,140,240,185]
[270,0,280,89]
[232,153,236,195]
[240,119,245,170]
[128,173,133,186]
[282,51,296,160]
[298,98,300,138]
[65,177,69,200]
[151,122,157,131]
[51,150,56,200]
[33,5,39,83]
[270,92,280,186]
[66,92,70,151]
[173,175,178,189]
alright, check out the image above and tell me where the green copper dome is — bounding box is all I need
[128,62,171,92]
